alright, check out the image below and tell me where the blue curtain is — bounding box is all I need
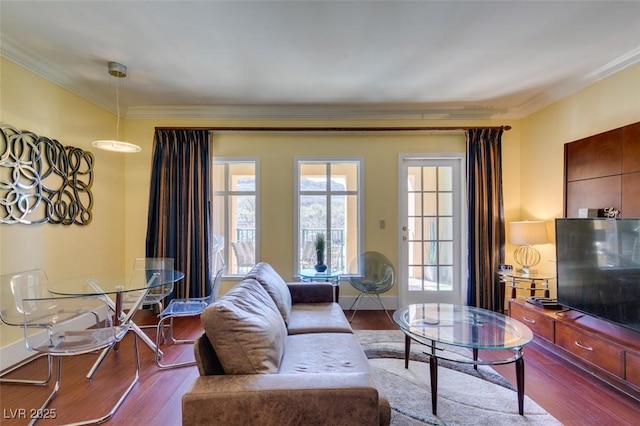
[466,128,505,311]
[146,129,212,299]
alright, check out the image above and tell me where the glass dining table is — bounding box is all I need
[48,269,184,377]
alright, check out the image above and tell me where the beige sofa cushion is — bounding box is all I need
[246,262,293,325]
[279,333,372,374]
[201,278,287,374]
[287,303,353,334]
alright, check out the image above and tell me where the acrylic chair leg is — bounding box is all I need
[154,316,196,370]
[86,345,112,380]
[349,293,365,322]
[27,357,62,426]
[0,353,52,386]
[374,294,393,322]
[64,335,141,426]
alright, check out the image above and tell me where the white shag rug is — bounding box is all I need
[355,330,563,426]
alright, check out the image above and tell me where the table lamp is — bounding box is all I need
[508,221,548,275]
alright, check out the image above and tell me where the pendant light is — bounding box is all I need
[92,61,141,153]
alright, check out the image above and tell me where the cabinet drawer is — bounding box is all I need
[555,322,623,377]
[625,351,640,388]
[510,302,554,342]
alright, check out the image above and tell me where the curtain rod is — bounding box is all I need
[154,125,511,132]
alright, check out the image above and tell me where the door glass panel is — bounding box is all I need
[408,167,422,191]
[439,217,453,240]
[410,193,422,216]
[438,167,452,191]
[438,193,452,216]
[401,160,463,304]
[422,167,437,191]
[422,193,437,216]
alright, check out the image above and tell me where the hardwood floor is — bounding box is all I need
[1,310,639,425]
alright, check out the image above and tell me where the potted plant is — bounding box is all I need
[314,233,327,272]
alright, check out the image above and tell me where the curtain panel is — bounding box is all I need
[466,128,505,312]
[146,129,212,299]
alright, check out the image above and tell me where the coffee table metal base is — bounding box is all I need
[403,334,526,416]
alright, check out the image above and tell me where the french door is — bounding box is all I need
[398,154,466,306]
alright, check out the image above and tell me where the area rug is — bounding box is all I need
[355,330,562,426]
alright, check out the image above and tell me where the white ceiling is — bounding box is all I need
[2,1,639,120]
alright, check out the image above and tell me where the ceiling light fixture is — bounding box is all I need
[92,62,141,153]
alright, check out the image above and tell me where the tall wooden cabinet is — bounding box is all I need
[538,124,640,401]
[564,121,640,218]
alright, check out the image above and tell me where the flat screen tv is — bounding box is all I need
[555,218,640,333]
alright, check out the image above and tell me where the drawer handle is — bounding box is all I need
[521,316,536,324]
[574,341,594,352]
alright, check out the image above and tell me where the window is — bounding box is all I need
[295,159,362,274]
[213,159,258,275]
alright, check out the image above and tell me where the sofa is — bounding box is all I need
[182,262,391,425]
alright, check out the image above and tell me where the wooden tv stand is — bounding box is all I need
[509,298,640,402]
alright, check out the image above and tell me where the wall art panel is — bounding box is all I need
[0,124,94,225]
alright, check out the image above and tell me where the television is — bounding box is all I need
[555,218,640,333]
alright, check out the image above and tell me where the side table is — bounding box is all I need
[499,270,553,299]
[299,269,341,302]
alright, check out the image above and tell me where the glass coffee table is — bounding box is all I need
[393,303,533,416]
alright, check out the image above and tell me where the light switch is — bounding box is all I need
[379,219,385,229]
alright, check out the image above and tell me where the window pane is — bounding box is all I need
[300,163,327,191]
[213,159,258,275]
[332,163,359,192]
[297,160,360,274]
[299,195,327,228]
[230,163,255,191]
[212,164,225,191]
[212,195,224,237]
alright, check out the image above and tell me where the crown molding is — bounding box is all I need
[501,46,640,119]
[125,104,508,120]
[0,36,110,111]
[3,33,639,121]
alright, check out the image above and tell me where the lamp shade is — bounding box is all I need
[508,221,548,246]
[92,140,141,153]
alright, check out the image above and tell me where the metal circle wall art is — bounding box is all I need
[0,124,94,225]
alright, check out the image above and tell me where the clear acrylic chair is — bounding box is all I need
[348,251,396,322]
[154,246,225,369]
[22,294,139,426]
[0,269,53,385]
[124,257,175,314]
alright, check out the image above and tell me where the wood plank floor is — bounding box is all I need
[1,310,639,425]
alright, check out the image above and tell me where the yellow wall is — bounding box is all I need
[2,56,638,350]
[518,63,640,286]
[0,58,126,348]
[125,122,519,296]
